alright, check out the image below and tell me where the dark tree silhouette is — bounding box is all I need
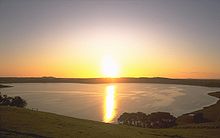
[118,111,176,128]
[0,92,27,108]
[145,112,176,128]
[10,96,27,107]
[193,113,205,123]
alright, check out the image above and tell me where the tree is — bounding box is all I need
[0,93,27,108]
[10,96,27,107]
[118,111,176,128]
[193,113,205,123]
[145,112,176,128]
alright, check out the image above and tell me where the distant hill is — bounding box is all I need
[1,77,220,87]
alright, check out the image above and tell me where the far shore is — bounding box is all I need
[1,77,220,88]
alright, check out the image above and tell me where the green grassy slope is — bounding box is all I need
[1,106,220,138]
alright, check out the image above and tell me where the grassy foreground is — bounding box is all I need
[0,106,220,138]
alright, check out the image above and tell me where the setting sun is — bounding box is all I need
[101,56,119,78]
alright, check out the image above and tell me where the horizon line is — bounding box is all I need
[0,76,219,80]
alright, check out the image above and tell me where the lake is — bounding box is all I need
[1,83,219,123]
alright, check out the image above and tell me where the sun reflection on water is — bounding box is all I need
[103,85,116,123]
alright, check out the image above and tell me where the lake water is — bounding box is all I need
[1,83,220,123]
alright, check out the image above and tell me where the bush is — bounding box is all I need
[118,111,176,128]
[0,93,27,108]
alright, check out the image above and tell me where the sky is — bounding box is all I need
[0,0,220,78]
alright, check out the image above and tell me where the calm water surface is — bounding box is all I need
[1,83,220,123]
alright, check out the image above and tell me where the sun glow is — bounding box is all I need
[101,56,119,78]
[103,85,116,123]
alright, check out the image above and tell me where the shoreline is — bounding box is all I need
[1,77,220,88]
[1,82,219,126]
[0,84,13,88]
[176,91,220,125]
[1,106,219,138]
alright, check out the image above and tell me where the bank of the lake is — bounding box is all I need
[176,91,220,126]
[0,84,12,88]
[1,85,220,137]
[2,83,219,122]
[0,105,220,138]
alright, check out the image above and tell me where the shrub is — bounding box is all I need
[0,93,27,108]
[118,111,176,128]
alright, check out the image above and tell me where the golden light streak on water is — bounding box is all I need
[103,85,116,123]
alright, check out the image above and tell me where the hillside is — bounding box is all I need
[1,106,220,138]
[1,77,220,87]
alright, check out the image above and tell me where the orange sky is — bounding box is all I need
[0,0,220,79]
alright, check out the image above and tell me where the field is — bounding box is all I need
[1,106,220,138]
